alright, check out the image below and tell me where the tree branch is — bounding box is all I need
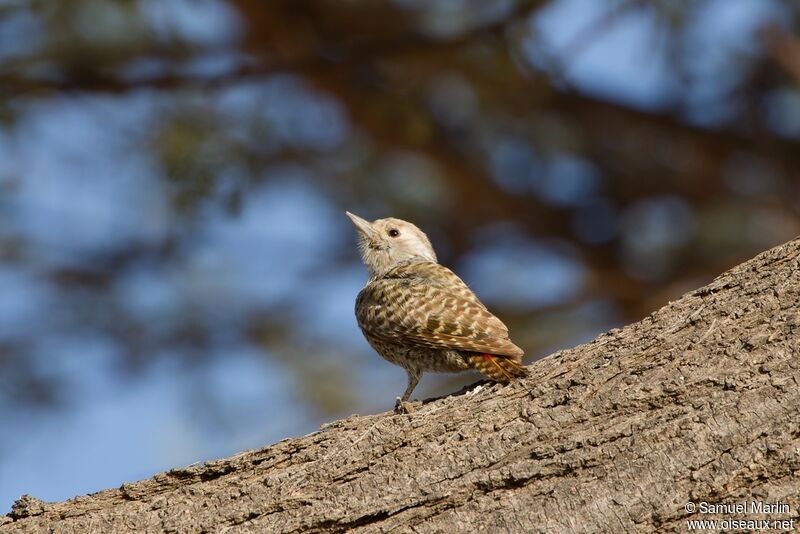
[4,237,800,532]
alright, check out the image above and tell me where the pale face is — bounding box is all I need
[346,212,437,277]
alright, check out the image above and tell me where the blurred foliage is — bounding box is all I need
[1,0,799,423]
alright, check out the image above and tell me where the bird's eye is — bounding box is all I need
[388,228,400,238]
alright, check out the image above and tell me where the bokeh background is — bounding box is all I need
[2,0,799,512]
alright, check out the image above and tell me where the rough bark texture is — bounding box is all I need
[3,239,800,533]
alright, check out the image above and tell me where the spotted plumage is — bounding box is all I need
[346,212,527,412]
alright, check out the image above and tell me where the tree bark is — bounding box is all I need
[3,238,800,533]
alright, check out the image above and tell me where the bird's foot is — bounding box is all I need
[394,397,415,414]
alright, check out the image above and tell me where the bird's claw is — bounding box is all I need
[394,397,415,414]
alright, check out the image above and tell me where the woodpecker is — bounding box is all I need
[346,212,527,413]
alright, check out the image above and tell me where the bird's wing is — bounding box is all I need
[356,262,524,359]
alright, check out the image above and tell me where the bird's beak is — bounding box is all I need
[346,211,377,239]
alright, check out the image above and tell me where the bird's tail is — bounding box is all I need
[468,353,528,383]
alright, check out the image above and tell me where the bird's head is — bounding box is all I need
[346,212,437,277]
